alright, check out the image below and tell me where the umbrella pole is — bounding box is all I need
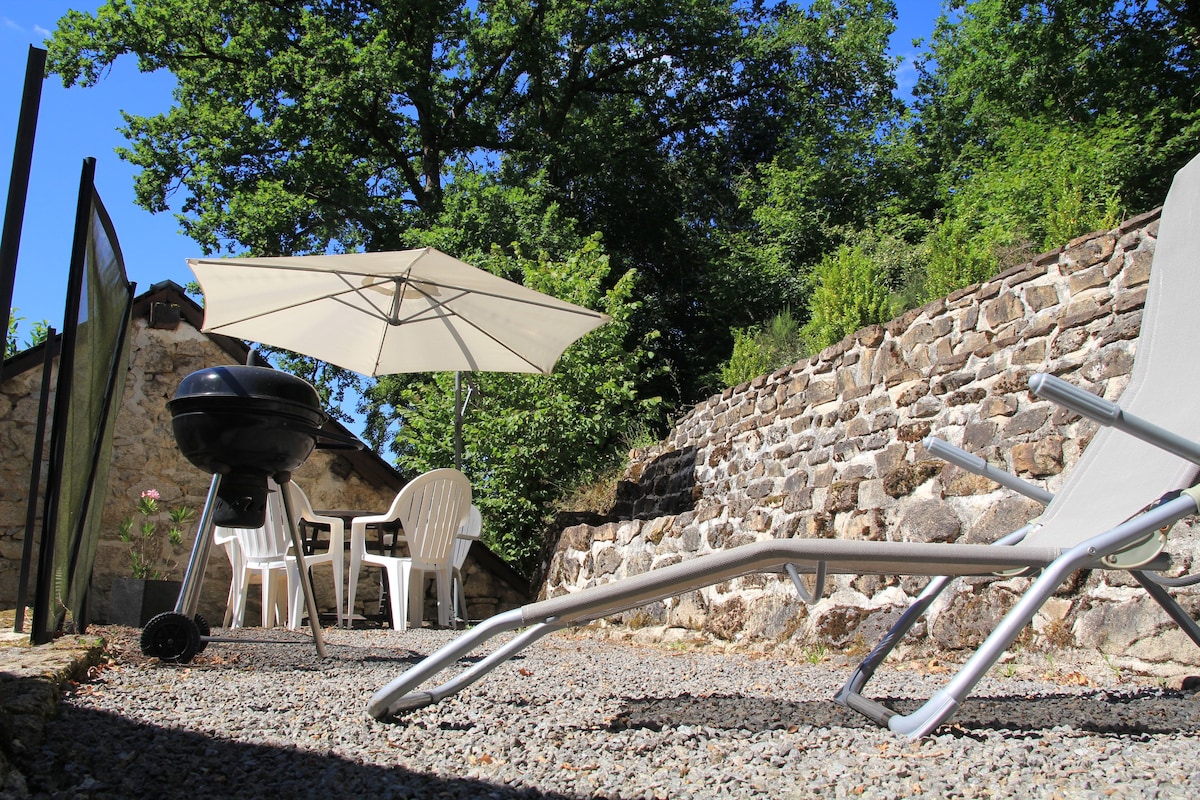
[454,371,463,471]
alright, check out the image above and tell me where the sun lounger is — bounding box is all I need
[369,152,1200,737]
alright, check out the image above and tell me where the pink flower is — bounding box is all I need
[141,489,161,500]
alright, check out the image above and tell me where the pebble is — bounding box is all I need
[13,625,1200,798]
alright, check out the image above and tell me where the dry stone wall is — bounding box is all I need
[543,210,1200,675]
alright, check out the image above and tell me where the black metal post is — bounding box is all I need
[13,329,57,633]
[1,46,46,384]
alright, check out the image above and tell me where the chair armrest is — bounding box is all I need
[923,436,1054,505]
[1030,373,1200,466]
[302,512,345,551]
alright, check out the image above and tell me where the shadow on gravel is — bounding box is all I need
[17,704,575,800]
[608,688,1200,737]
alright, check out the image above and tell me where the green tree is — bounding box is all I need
[802,244,891,352]
[6,310,50,358]
[921,121,1125,300]
[719,309,806,388]
[47,0,747,257]
[912,0,1200,211]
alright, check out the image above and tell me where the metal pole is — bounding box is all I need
[454,371,463,470]
[176,473,222,617]
[277,476,327,658]
[1,46,46,385]
[13,330,56,632]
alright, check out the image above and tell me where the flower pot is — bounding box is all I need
[108,578,182,627]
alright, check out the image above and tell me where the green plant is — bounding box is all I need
[720,309,807,388]
[6,309,50,358]
[802,643,829,665]
[801,245,891,353]
[117,489,195,579]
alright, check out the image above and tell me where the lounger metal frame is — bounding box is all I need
[369,387,1200,736]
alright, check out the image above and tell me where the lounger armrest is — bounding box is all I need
[923,436,1054,505]
[1030,374,1200,466]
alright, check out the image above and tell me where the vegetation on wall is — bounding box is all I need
[42,0,1200,573]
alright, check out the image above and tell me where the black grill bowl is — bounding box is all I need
[168,365,326,527]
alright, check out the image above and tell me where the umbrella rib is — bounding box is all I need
[394,285,548,374]
[413,278,608,320]
[202,276,399,332]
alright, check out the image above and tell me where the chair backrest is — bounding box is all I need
[1024,152,1200,548]
[453,505,482,571]
[235,481,291,562]
[388,468,472,567]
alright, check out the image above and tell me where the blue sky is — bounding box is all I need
[1,0,943,342]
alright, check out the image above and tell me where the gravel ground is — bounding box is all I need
[13,624,1200,799]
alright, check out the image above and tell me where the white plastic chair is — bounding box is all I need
[281,481,345,630]
[213,527,244,628]
[347,469,472,631]
[222,480,345,629]
[451,505,482,628]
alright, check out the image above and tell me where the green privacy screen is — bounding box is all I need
[32,157,133,642]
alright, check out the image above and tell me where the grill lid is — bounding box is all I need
[171,364,322,413]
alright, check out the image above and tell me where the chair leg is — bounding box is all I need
[369,610,548,718]
[232,571,250,629]
[407,567,425,629]
[286,560,303,631]
[384,561,411,632]
[1132,571,1200,648]
[346,552,362,627]
[259,573,273,628]
[452,569,468,629]
[435,569,452,628]
[332,553,345,628]
[836,575,955,726]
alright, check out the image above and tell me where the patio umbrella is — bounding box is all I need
[186,247,610,466]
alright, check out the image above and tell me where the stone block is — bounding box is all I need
[983,292,1024,328]
[942,464,997,497]
[928,585,1019,650]
[963,495,1045,543]
[824,479,862,514]
[898,499,961,543]
[1061,233,1116,273]
[895,420,931,443]
[1067,264,1110,293]
[1119,248,1153,288]
[1058,297,1110,329]
[1002,406,1050,438]
[892,380,929,407]
[882,460,941,498]
[1011,436,1064,477]
[856,479,889,510]
[1024,284,1060,311]
[979,395,1017,418]
[1010,340,1047,366]
[1080,344,1134,382]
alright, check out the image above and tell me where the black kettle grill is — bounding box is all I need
[168,364,358,527]
[139,364,361,663]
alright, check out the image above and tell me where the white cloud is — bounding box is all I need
[33,25,51,38]
[2,16,23,32]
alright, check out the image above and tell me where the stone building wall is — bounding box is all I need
[542,210,1200,675]
[0,284,527,628]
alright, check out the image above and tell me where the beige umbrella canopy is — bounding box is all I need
[187,247,611,467]
[187,247,610,377]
